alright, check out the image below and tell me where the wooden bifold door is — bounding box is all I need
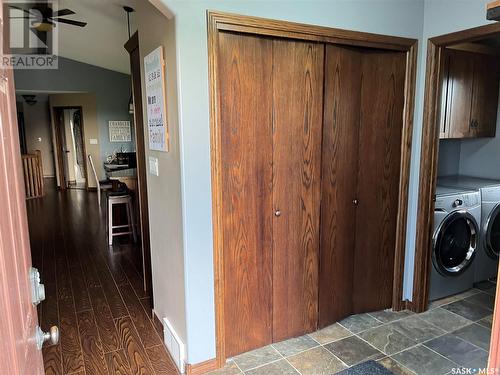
[218,32,324,357]
[218,32,406,357]
[319,45,406,327]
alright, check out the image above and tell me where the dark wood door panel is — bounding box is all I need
[218,31,274,357]
[353,50,406,313]
[446,49,475,138]
[319,45,362,328]
[272,39,324,341]
[471,53,500,138]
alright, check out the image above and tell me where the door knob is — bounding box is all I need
[353,199,359,206]
[36,325,59,350]
[274,210,281,217]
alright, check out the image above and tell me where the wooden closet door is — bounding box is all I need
[218,32,274,357]
[272,39,324,341]
[353,50,406,313]
[319,45,362,328]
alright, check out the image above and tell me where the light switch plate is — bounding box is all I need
[89,138,98,145]
[149,156,159,176]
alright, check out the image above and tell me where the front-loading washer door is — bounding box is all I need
[432,210,478,276]
[485,203,500,259]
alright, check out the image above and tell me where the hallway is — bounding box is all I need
[27,181,177,375]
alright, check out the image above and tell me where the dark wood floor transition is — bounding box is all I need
[27,180,177,375]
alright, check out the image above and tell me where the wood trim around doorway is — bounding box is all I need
[52,106,88,190]
[124,31,154,306]
[207,11,418,367]
[413,22,500,313]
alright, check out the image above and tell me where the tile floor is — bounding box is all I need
[211,280,496,375]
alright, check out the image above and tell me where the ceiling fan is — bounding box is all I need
[10,3,87,32]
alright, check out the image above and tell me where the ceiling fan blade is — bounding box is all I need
[54,18,87,27]
[52,9,75,17]
[9,5,34,16]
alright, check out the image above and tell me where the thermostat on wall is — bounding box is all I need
[89,139,98,145]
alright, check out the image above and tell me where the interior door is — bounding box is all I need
[272,39,323,341]
[0,1,45,372]
[218,31,274,357]
[319,45,362,327]
[53,108,68,189]
[353,49,406,313]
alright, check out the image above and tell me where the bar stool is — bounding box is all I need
[107,191,137,245]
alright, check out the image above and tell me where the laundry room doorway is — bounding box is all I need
[415,22,500,371]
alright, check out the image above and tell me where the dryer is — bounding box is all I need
[430,186,480,301]
[439,176,500,282]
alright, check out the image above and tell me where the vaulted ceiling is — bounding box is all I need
[53,0,138,74]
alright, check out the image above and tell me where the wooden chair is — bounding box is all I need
[87,154,112,207]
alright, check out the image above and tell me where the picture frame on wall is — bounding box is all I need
[144,46,169,152]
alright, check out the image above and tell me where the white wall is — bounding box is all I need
[163,0,425,364]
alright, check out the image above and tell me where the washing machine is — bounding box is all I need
[429,186,480,301]
[439,176,500,282]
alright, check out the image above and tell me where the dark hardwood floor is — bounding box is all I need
[27,180,177,375]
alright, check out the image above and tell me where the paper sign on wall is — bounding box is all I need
[109,121,131,142]
[144,46,169,152]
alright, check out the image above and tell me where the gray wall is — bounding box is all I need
[163,0,426,364]
[20,94,55,177]
[132,0,187,354]
[438,94,500,180]
[160,0,500,364]
[437,140,461,177]
[13,57,134,176]
[459,96,500,179]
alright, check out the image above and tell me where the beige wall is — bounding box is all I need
[22,98,55,177]
[49,93,100,188]
[133,0,187,346]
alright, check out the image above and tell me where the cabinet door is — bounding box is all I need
[218,32,274,357]
[354,49,406,313]
[438,51,451,139]
[445,50,475,139]
[471,54,500,138]
[319,45,362,327]
[272,39,324,341]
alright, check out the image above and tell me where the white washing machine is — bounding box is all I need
[439,176,500,282]
[429,186,480,301]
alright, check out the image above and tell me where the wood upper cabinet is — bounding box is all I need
[440,49,500,139]
[471,53,500,137]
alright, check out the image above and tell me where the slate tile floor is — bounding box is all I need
[211,282,496,375]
